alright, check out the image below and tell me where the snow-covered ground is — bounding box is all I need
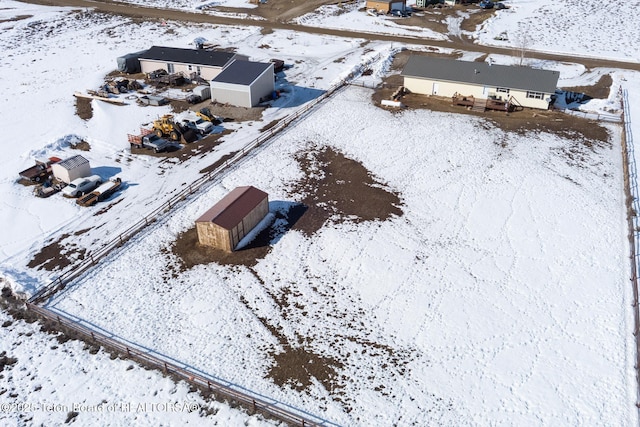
[1,0,639,425]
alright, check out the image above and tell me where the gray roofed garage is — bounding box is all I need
[210,60,275,108]
[213,60,273,85]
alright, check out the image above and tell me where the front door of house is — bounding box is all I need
[432,82,439,95]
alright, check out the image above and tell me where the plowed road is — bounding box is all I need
[19,0,640,71]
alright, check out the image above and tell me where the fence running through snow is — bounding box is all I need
[560,107,623,123]
[621,89,640,416]
[25,303,337,427]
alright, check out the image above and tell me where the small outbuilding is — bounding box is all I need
[366,0,406,13]
[51,155,91,184]
[195,186,269,252]
[210,60,275,108]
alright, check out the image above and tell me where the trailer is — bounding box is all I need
[76,177,122,207]
[18,157,62,183]
[137,95,168,106]
[33,181,64,198]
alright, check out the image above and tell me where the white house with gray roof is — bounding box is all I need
[210,60,275,108]
[401,56,560,110]
[138,46,248,81]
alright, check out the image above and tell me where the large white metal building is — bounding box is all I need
[210,60,275,108]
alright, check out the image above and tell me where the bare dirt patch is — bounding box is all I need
[0,351,18,372]
[290,146,403,235]
[75,96,93,120]
[562,73,613,100]
[27,229,91,271]
[0,14,32,24]
[268,345,344,393]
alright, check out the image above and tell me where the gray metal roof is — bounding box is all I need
[139,46,237,68]
[212,60,273,86]
[57,155,89,170]
[401,56,560,93]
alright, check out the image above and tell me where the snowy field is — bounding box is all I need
[1,0,640,425]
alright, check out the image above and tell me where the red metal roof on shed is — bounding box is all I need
[195,186,268,230]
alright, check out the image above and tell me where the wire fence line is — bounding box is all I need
[621,88,640,415]
[559,108,623,123]
[26,303,338,427]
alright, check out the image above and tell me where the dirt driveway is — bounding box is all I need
[21,0,640,72]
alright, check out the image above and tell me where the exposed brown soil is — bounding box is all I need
[27,229,91,271]
[170,227,271,271]
[290,146,403,235]
[75,96,93,120]
[71,140,91,151]
[268,345,343,392]
[563,74,613,100]
[199,152,238,174]
[0,14,32,24]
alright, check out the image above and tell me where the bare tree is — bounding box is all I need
[513,23,532,66]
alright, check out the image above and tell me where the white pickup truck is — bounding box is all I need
[177,112,213,136]
[62,175,102,198]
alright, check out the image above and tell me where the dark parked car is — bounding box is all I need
[479,1,494,9]
[495,2,506,9]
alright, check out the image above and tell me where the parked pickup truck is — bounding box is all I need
[76,177,122,207]
[62,175,102,198]
[180,116,213,136]
[128,130,172,153]
[19,157,61,183]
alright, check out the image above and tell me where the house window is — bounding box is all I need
[496,87,510,94]
[196,66,201,76]
[167,63,174,73]
[526,91,544,100]
[188,65,192,71]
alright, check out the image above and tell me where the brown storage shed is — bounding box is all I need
[195,186,269,252]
